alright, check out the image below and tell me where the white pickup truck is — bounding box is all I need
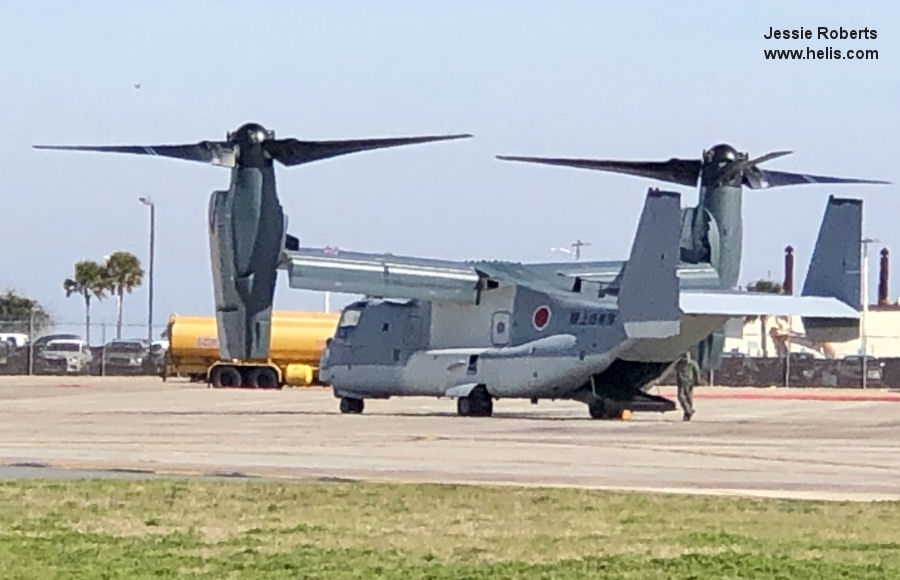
[40,339,92,374]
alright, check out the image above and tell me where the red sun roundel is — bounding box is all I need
[532,305,551,330]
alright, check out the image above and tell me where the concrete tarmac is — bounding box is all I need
[0,376,898,501]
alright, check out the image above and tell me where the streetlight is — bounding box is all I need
[138,196,156,360]
[570,239,591,261]
[550,239,592,261]
[860,236,880,389]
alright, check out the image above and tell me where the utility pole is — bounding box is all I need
[139,196,156,369]
[571,239,591,261]
[860,237,880,389]
[551,239,592,261]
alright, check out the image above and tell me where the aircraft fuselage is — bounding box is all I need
[318,284,719,413]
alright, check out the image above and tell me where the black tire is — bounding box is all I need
[470,387,493,417]
[210,365,242,388]
[340,397,364,414]
[588,399,607,419]
[589,399,620,420]
[246,366,280,389]
[458,387,493,417]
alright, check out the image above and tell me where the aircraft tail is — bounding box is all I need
[617,188,682,338]
[800,195,862,342]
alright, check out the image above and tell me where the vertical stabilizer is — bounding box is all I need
[618,189,682,338]
[801,195,862,342]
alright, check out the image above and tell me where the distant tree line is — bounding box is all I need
[0,251,144,345]
[0,290,51,335]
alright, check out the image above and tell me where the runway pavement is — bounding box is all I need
[0,376,898,501]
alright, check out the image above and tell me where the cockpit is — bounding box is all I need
[335,307,363,340]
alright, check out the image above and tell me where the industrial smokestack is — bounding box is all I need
[783,245,794,295]
[878,248,889,306]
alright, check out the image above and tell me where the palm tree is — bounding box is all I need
[64,260,110,345]
[104,251,144,339]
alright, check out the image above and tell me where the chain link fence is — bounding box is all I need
[0,318,169,377]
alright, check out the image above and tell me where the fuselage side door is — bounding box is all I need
[403,314,422,347]
[491,311,511,346]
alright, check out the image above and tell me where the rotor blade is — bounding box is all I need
[717,150,795,185]
[744,168,891,189]
[264,134,472,166]
[495,155,702,187]
[746,150,793,166]
[33,141,235,166]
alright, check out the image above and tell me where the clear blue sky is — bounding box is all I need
[1,1,897,340]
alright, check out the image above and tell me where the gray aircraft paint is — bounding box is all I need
[315,191,862,416]
[321,189,692,404]
[801,196,863,342]
[208,142,285,360]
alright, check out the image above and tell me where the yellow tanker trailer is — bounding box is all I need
[165,311,340,388]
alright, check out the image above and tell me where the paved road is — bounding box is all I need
[0,376,898,500]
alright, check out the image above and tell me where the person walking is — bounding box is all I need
[675,351,701,421]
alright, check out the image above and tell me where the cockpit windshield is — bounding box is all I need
[338,309,361,328]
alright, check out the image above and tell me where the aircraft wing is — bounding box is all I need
[281,247,607,303]
[282,247,483,302]
[679,290,859,319]
[525,260,721,290]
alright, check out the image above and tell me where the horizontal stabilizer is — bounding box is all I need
[618,189,682,338]
[680,291,859,319]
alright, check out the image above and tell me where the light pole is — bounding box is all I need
[571,239,591,261]
[860,237,880,389]
[139,197,156,357]
[550,239,592,261]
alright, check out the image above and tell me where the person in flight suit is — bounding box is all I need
[675,351,702,421]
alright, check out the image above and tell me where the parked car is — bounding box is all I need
[38,338,92,374]
[102,339,151,374]
[0,333,29,348]
[32,333,81,353]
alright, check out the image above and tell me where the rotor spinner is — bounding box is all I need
[701,144,747,186]
[225,122,277,166]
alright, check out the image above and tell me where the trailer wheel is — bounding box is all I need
[247,367,280,389]
[210,365,242,388]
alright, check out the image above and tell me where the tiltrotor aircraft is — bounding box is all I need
[287,189,863,418]
[34,123,471,385]
[275,143,886,418]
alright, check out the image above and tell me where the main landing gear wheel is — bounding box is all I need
[457,387,493,417]
[339,397,364,414]
[588,399,625,420]
[210,365,242,388]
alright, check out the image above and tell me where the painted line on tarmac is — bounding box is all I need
[694,390,900,402]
